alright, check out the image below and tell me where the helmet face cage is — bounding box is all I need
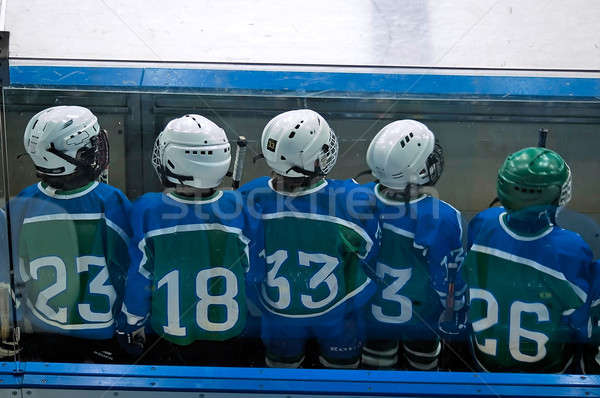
[422,140,444,186]
[151,132,166,184]
[558,166,572,207]
[318,128,338,175]
[75,129,110,179]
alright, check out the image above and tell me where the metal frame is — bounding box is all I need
[9,362,600,397]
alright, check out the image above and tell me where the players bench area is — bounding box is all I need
[0,59,599,397]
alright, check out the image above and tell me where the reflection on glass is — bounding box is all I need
[2,87,598,377]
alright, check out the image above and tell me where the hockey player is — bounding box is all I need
[463,147,596,373]
[119,114,260,365]
[360,120,467,370]
[240,109,379,369]
[11,106,130,362]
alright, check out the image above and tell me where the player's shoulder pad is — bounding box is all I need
[431,197,462,217]
[470,206,504,225]
[332,178,376,197]
[95,182,131,204]
[429,197,463,229]
[550,226,593,258]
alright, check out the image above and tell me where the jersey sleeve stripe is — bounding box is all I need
[121,303,147,326]
[136,238,152,279]
[23,213,103,224]
[470,244,587,302]
[261,212,373,258]
[382,223,415,239]
[105,217,130,243]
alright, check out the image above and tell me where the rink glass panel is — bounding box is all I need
[3,86,600,371]
[0,87,16,366]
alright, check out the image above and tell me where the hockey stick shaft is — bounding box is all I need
[538,128,549,148]
[232,136,248,189]
[0,285,9,340]
[439,261,460,335]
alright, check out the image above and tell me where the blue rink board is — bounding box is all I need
[9,65,600,98]
[0,362,592,397]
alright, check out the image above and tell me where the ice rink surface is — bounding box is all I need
[5,0,600,72]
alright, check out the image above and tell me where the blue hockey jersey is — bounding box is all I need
[10,181,131,340]
[464,206,596,372]
[239,177,379,326]
[122,190,262,345]
[363,182,466,338]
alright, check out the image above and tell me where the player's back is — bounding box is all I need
[124,190,252,345]
[464,206,593,373]
[240,177,376,324]
[364,183,464,337]
[11,181,131,340]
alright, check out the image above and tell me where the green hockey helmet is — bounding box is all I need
[497,147,572,211]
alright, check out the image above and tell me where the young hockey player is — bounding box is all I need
[240,109,379,369]
[463,147,596,373]
[360,119,467,370]
[119,114,260,365]
[12,106,130,362]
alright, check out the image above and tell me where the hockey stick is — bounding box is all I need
[231,136,248,189]
[538,128,548,148]
[0,283,10,341]
[438,257,462,335]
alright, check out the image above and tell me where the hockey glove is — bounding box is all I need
[116,326,146,358]
[438,305,469,339]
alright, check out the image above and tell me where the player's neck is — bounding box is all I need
[503,208,554,237]
[378,184,426,204]
[173,185,218,199]
[272,175,325,193]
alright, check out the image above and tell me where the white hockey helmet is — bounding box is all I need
[366,119,444,190]
[152,114,231,189]
[23,106,108,179]
[261,109,338,178]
